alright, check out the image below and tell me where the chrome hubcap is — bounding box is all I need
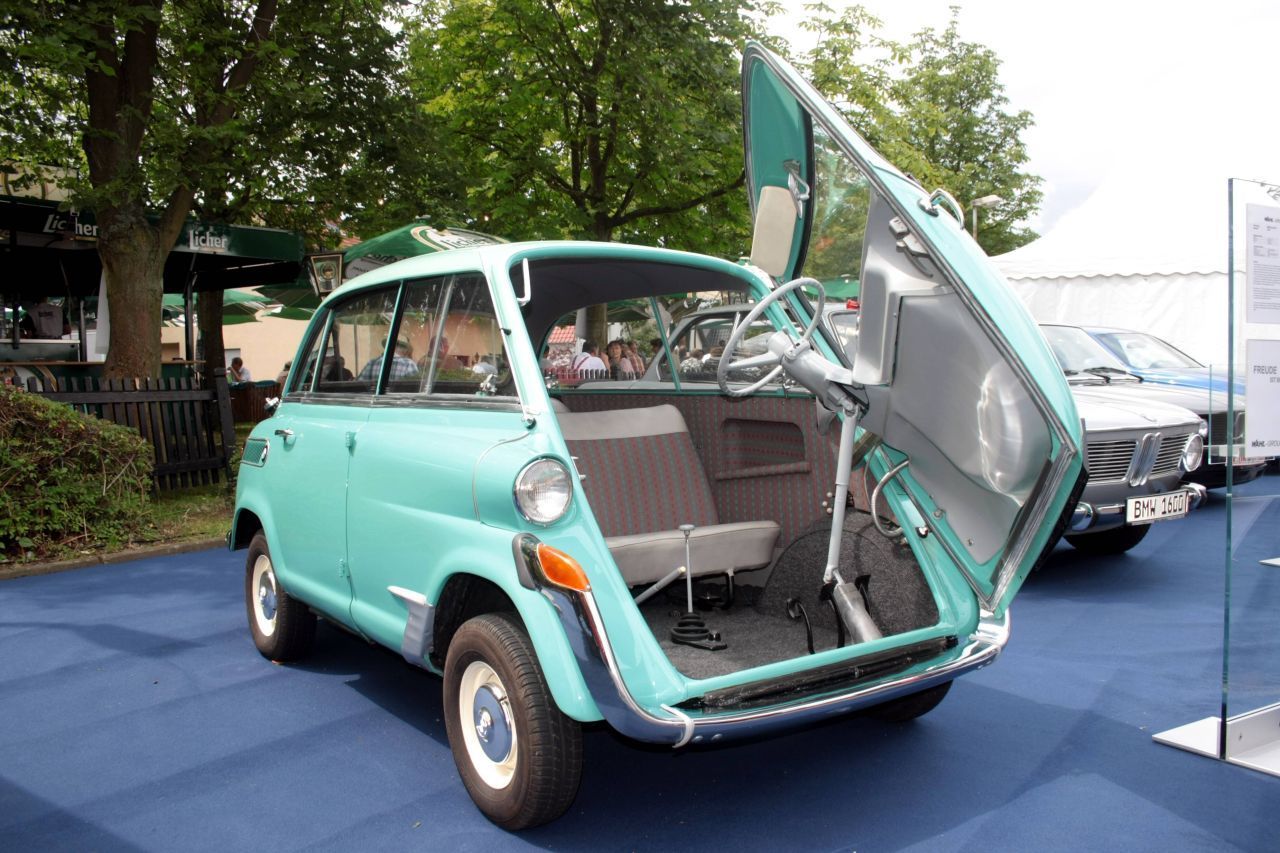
[251,554,278,638]
[258,581,277,621]
[459,661,516,788]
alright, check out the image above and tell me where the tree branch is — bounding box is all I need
[615,170,746,225]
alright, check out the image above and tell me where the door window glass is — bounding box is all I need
[288,312,329,394]
[385,273,516,400]
[317,289,401,394]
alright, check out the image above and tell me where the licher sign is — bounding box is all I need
[42,212,99,240]
[187,226,230,253]
[34,207,242,255]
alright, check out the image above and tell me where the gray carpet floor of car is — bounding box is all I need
[639,597,838,680]
[639,511,939,681]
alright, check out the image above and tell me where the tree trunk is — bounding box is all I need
[98,208,166,380]
[198,289,226,379]
[585,218,612,345]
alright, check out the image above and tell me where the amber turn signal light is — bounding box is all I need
[535,543,591,592]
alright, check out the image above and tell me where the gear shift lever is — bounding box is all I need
[680,523,695,613]
[669,523,726,651]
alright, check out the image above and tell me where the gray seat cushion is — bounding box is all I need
[606,520,781,586]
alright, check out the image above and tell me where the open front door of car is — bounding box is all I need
[741,43,1084,616]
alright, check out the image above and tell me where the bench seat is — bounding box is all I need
[557,404,780,586]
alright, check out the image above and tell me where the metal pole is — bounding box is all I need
[1219,177,1234,761]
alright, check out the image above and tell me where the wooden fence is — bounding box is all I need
[25,368,237,491]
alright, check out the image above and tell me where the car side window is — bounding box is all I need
[312,288,401,395]
[660,314,738,382]
[659,310,784,388]
[383,273,516,400]
[288,313,328,394]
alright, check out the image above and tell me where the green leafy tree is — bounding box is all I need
[2,1,283,379]
[406,0,773,343]
[892,10,1041,254]
[797,4,1041,255]
[407,0,767,250]
[0,1,424,379]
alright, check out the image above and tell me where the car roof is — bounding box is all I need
[332,240,750,298]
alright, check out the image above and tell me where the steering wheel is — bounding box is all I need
[716,277,825,397]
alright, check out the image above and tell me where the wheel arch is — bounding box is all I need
[430,568,602,724]
[229,507,264,551]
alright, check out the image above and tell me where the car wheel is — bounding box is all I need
[244,531,316,661]
[866,681,952,723]
[1064,523,1150,555]
[444,613,582,830]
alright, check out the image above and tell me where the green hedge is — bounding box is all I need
[0,386,153,558]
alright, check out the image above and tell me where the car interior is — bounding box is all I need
[516,253,944,681]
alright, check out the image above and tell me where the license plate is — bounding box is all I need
[1126,491,1189,524]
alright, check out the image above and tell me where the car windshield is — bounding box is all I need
[1097,331,1203,369]
[1039,325,1133,376]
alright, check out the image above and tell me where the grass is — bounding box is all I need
[125,422,256,551]
[135,485,236,546]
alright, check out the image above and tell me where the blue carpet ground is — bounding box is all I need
[2,475,1278,851]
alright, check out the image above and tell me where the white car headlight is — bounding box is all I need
[1182,434,1204,472]
[514,458,573,525]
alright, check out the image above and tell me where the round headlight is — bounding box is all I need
[1182,433,1204,472]
[514,458,573,525]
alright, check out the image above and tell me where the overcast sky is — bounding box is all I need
[768,1,1280,235]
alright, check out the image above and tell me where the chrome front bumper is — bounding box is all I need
[522,537,1009,747]
[1069,482,1208,533]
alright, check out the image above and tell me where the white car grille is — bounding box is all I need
[1086,432,1194,484]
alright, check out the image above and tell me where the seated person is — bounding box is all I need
[625,340,646,375]
[606,339,636,380]
[358,337,419,380]
[321,355,353,381]
[419,334,467,373]
[228,356,252,384]
[570,340,607,377]
[679,349,704,376]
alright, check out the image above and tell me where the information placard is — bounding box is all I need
[1245,338,1280,456]
[1246,204,1280,324]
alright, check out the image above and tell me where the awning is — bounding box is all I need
[0,195,305,299]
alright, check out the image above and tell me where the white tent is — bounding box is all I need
[992,172,1280,368]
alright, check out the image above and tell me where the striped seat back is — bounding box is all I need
[558,404,719,537]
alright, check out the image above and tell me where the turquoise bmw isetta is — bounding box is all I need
[230,44,1084,829]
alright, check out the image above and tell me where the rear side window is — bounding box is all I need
[384,273,516,400]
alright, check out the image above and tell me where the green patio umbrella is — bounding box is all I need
[161,290,272,325]
[343,222,505,280]
[805,275,860,301]
[251,283,321,320]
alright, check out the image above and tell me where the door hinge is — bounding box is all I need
[345,431,356,450]
[338,558,349,579]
